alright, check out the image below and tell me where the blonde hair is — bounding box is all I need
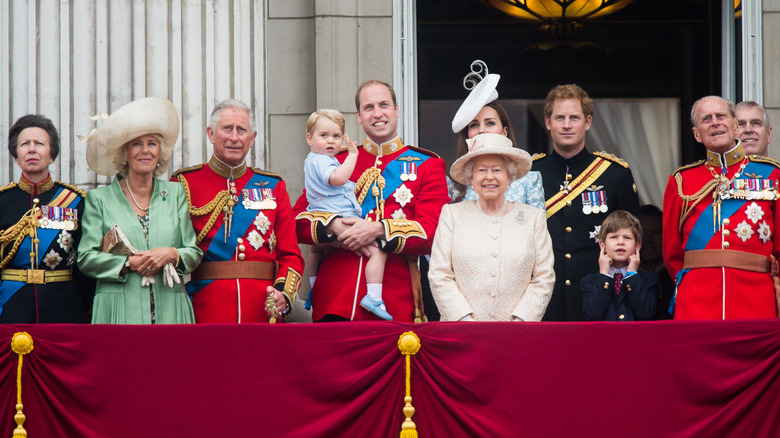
[114,133,171,177]
[306,109,346,136]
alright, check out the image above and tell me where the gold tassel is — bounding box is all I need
[11,332,34,438]
[397,332,421,437]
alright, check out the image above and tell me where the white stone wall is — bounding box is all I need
[764,1,780,160]
[0,0,267,187]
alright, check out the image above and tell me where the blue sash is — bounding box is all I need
[670,160,777,314]
[189,173,278,295]
[359,149,430,215]
[0,188,82,316]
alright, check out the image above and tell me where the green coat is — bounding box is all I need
[77,178,202,324]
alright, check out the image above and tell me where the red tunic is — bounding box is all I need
[174,158,303,323]
[293,138,449,322]
[663,144,780,319]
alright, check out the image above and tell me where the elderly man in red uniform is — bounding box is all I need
[663,96,780,319]
[293,80,449,322]
[173,99,303,323]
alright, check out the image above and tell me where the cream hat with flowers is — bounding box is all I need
[449,133,532,185]
[86,97,179,176]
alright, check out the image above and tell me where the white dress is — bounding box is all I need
[428,200,555,321]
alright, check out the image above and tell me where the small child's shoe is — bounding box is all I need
[360,295,393,321]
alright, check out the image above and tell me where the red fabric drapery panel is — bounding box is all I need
[1,321,779,437]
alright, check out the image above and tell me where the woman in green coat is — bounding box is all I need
[77,97,202,324]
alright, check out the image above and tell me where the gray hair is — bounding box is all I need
[736,100,771,128]
[208,99,255,134]
[464,155,519,185]
[113,133,172,177]
[690,95,736,126]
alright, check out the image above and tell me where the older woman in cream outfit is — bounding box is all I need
[428,133,554,321]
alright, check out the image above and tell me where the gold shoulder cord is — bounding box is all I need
[674,172,718,233]
[354,167,386,221]
[0,201,42,269]
[176,175,230,244]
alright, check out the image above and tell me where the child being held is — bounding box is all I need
[581,210,658,321]
[303,109,391,321]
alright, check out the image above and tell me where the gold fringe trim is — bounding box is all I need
[11,332,34,438]
[398,332,421,437]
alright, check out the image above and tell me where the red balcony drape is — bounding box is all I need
[1,320,779,437]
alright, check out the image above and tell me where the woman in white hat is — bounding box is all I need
[449,61,545,208]
[77,97,202,324]
[428,133,554,321]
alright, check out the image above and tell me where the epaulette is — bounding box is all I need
[749,155,780,168]
[0,182,17,193]
[172,163,204,177]
[593,151,629,168]
[672,160,706,176]
[407,145,441,159]
[531,153,546,161]
[250,167,282,180]
[55,181,86,197]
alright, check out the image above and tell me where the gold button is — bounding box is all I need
[565,280,571,286]
[619,314,625,320]
[604,282,609,289]
[565,227,572,233]
[627,285,632,292]
[566,201,572,207]
[376,160,383,166]
[239,245,246,251]
[565,253,571,259]
[723,218,730,226]
[238,253,245,260]
[237,237,244,244]
[723,241,730,249]
[723,229,730,237]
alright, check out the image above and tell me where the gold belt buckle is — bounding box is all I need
[27,269,45,284]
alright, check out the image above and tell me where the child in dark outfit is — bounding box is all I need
[581,210,658,321]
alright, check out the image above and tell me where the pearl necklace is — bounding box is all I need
[125,178,151,212]
[476,198,508,217]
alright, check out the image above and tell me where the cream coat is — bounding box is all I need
[428,201,555,321]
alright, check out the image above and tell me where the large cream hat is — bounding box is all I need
[86,97,179,176]
[450,133,531,185]
[451,60,500,133]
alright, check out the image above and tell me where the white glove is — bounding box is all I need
[141,275,155,287]
[163,263,181,287]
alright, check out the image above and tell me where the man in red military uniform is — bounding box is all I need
[293,80,449,322]
[173,99,303,323]
[663,96,780,319]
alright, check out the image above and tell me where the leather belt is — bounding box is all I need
[683,249,770,273]
[191,261,275,281]
[1,269,73,284]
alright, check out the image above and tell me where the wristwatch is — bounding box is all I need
[124,256,131,271]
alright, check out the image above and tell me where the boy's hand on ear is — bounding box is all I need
[627,247,641,272]
[598,248,612,275]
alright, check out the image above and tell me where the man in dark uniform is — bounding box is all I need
[532,84,641,321]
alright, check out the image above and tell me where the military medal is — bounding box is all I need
[581,193,592,215]
[408,163,417,181]
[598,191,608,213]
[400,162,409,181]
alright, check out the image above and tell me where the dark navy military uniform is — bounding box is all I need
[0,175,94,323]
[532,148,641,321]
